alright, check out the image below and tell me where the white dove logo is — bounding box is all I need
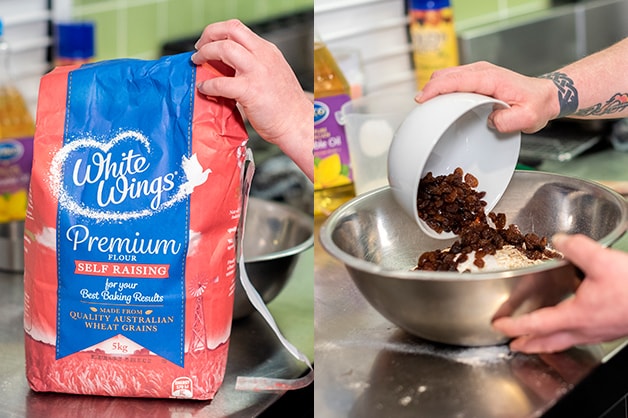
[180,154,211,194]
[50,130,211,222]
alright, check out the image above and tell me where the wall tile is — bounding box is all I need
[70,0,550,62]
[165,0,194,41]
[84,9,118,60]
[232,0,261,23]
[71,0,313,60]
[204,1,230,25]
[127,4,159,58]
[452,0,551,31]
[73,0,111,5]
[508,0,549,10]
[452,0,500,23]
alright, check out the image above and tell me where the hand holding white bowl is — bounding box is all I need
[387,92,521,239]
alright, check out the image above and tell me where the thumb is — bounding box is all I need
[488,108,525,133]
[552,233,606,279]
[489,107,549,134]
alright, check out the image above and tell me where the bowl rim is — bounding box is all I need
[320,170,628,281]
[243,197,314,263]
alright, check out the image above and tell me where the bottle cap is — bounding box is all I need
[55,22,95,60]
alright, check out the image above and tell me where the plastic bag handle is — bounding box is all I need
[235,148,313,391]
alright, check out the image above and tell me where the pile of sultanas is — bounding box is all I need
[416,167,486,235]
[415,167,561,272]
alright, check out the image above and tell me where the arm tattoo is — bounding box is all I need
[538,72,579,117]
[574,93,628,117]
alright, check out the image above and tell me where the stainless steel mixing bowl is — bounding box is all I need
[319,171,628,346]
[234,197,314,319]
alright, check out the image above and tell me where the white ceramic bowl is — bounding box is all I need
[387,92,521,239]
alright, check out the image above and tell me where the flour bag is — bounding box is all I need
[23,52,249,399]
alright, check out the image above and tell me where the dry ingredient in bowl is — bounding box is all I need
[417,167,486,235]
[415,167,561,272]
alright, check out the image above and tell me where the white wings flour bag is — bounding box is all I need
[23,52,249,399]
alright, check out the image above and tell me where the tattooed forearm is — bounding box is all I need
[538,72,579,117]
[574,93,628,117]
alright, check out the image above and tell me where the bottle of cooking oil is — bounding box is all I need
[409,0,459,89]
[0,19,35,222]
[313,34,355,217]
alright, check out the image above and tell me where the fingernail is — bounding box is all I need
[414,91,423,102]
[508,341,522,352]
[491,318,507,333]
[552,232,568,247]
[194,40,200,50]
[487,116,496,130]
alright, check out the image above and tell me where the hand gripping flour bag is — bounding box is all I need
[23,52,250,399]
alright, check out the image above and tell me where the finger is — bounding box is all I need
[552,233,609,279]
[419,72,498,102]
[196,76,248,101]
[195,19,265,53]
[489,107,545,134]
[418,63,502,102]
[488,108,522,133]
[508,331,582,353]
[492,297,579,337]
[191,40,255,73]
[428,61,493,80]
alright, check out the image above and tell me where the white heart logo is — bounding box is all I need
[49,130,210,222]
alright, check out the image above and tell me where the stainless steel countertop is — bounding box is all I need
[0,247,314,418]
[314,147,628,418]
